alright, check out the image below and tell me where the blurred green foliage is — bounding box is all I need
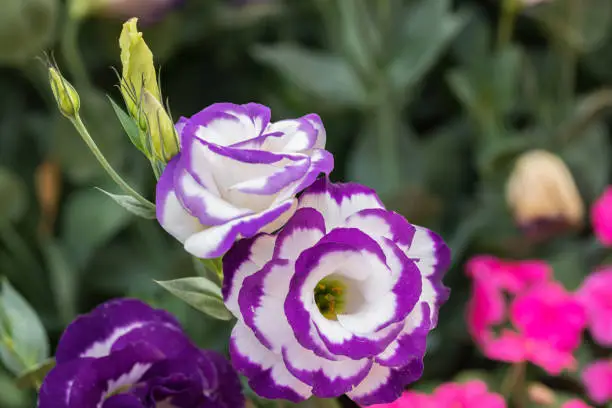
[0,0,611,406]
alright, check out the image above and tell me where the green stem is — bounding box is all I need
[501,362,527,408]
[70,116,155,209]
[60,16,92,91]
[497,0,519,49]
[559,0,579,113]
[0,224,44,277]
[375,91,401,194]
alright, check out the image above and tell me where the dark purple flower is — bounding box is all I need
[38,299,243,408]
[155,103,333,259]
[222,178,451,405]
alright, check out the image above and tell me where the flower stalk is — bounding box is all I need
[69,115,155,210]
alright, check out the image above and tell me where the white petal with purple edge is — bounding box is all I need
[175,165,254,225]
[298,179,384,229]
[156,156,204,243]
[223,234,275,319]
[231,322,311,402]
[184,199,296,258]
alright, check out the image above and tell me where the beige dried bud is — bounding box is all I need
[506,150,584,235]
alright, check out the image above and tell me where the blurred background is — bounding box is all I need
[0,0,611,406]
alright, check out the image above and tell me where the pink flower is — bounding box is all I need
[366,390,432,408]
[591,187,612,246]
[365,381,505,408]
[483,282,587,375]
[577,268,612,346]
[582,359,612,404]
[562,399,593,408]
[432,381,506,408]
[465,256,550,345]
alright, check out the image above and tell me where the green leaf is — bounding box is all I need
[390,0,468,96]
[97,188,156,219]
[107,96,145,155]
[0,279,49,376]
[15,358,55,389]
[252,44,367,108]
[40,239,77,324]
[531,0,612,53]
[347,122,421,199]
[0,369,28,408]
[62,188,133,270]
[447,47,522,137]
[561,121,610,203]
[0,168,27,227]
[155,277,233,321]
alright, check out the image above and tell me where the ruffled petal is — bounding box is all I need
[185,103,270,147]
[345,209,416,248]
[298,178,384,229]
[55,299,181,363]
[174,161,254,225]
[273,207,326,261]
[346,360,424,406]
[67,344,163,408]
[39,359,90,408]
[375,303,431,367]
[156,155,204,243]
[281,344,372,398]
[230,322,311,402]
[222,233,275,318]
[184,199,296,258]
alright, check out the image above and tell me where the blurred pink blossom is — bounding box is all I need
[582,359,612,404]
[577,268,612,346]
[466,256,551,345]
[366,381,505,408]
[483,282,587,375]
[562,399,593,408]
[591,187,612,246]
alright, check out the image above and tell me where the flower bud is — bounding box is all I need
[140,90,179,162]
[506,150,584,237]
[119,18,161,120]
[0,0,58,66]
[49,67,81,118]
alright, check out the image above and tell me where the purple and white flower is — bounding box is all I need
[38,299,243,408]
[156,103,333,259]
[222,178,451,405]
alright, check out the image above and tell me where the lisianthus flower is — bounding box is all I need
[222,178,451,405]
[465,256,550,344]
[582,359,612,404]
[156,103,333,258]
[483,282,587,375]
[38,299,243,408]
[592,187,612,246]
[366,380,505,408]
[562,400,594,408]
[578,268,612,346]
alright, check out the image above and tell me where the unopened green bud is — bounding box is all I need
[119,18,161,120]
[49,68,81,118]
[141,90,179,162]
